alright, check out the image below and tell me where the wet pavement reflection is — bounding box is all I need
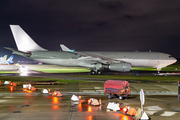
[1,78,179,120]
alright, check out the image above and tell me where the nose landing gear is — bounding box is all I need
[157,67,161,74]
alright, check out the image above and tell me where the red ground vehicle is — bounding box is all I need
[104,80,130,100]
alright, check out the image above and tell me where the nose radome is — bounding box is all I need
[173,57,177,63]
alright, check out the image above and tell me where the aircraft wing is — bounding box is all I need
[77,56,107,64]
[60,44,123,64]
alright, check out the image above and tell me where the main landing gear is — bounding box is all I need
[90,70,102,75]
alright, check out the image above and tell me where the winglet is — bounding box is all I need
[60,44,73,52]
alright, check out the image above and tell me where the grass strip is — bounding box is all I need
[0,71,19,73]
[0,76,91,83]
[76,74,180,82]
[32,69,90,73]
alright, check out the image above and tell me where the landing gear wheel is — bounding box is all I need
[126,95,129,99]
[97,70,101,75]
[90,70,96,75]
[108,94,112,99]
[119,95,123,100]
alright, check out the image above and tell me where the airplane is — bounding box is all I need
[5,25,177,74]
[0,55,18,70]
[0,55,8,64]
[0,55,14,64]
[6,55,14,64]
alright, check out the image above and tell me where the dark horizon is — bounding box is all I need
[0,0,180,62]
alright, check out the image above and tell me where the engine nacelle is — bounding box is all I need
[108,63,131,72]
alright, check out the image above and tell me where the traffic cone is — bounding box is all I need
[91,99,99,106]
[31,86,36,91]
[99,98,102,105]
[13,83,17,86]
[57,91,62,97]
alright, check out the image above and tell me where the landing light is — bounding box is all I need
[19,66,27,72]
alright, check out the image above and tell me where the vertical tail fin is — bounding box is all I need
[0,55,8,64]
[7,55,14,64]
[1,55,7,62]
[9,25,47,52]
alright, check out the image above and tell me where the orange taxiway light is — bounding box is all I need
[52,105,59,110]
[122,115,128,120]
[24,90,32,93]
[113,113,129,119]
[52,97,59,104]
[26,91,32,93]
[87,115,92,120]
[9,86,14,91]
[78,102,82,112]
[87,106,92,112]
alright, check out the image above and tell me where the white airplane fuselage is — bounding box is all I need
[29,51,176,69]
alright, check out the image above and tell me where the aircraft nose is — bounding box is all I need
[172,57,177,63]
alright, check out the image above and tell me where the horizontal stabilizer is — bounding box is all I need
[4,47,31,57]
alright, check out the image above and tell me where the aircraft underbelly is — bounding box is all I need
[35,59,79,66]
[34,58,175,69]
[124,59,175,68]
[122,59,158,67]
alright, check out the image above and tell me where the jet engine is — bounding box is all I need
[108,63,131,72]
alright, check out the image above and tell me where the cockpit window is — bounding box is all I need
[169,56,172,58]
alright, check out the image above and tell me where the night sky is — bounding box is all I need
[1,0,180,62]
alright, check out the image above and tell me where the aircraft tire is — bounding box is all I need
[119,95,123,100]
[97,70,101,75]
[108,94,112,99]
[90,70,96,75]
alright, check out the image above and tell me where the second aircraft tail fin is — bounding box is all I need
[0,55,7,62]
[7,55,14,64]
